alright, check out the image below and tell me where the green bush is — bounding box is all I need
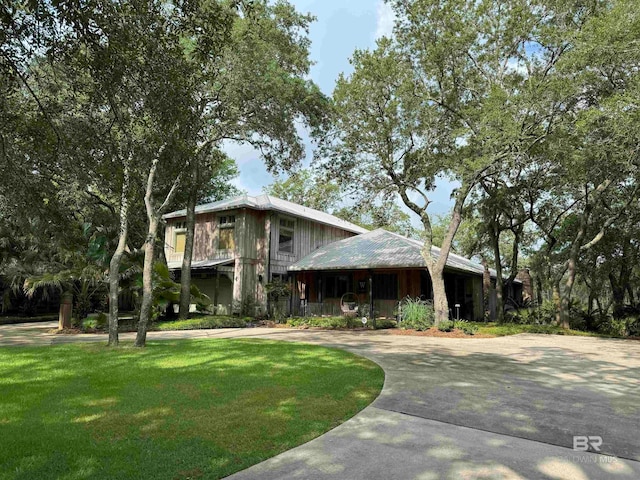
[95,312,107,329]
[373,319,397,330]
[399,297,434,331]
[626,316,640,336]
[287,316,349,329]
[456,320,478,335]
[154,316,249,331]
[437,320,454,332]
[286,316,395,330]
[504,300,557,325]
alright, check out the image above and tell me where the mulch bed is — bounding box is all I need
[388,327,494,338]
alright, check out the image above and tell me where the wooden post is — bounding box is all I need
[369,271,375,327]
[289,273,295,317]
[214,268,220,315]
[59,292,73,330]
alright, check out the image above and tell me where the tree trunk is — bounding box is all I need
[489,223,504,323]
[108,161,130,347]
[481,257,491,321]
[552,282,565,328]
[536,276,543,306]
[560,208,589,329]
[179,182,198,319]
[135,216,158,347]
[609,272,626,317]
[429,265,449,323]
[135,151,182,347]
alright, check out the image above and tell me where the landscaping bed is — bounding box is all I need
[0,339,383,480]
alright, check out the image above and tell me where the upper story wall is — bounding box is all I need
[165,208,360,274]
[269,214,357,275]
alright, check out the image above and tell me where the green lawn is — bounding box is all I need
[0,340,383,480]
[467,322,619,337]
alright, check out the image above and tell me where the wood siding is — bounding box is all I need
[269,215,356,275]
[164,208,357,315]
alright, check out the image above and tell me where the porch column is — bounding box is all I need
[369,270,375,327]
[289,273,295,317]
[214,268,220,314]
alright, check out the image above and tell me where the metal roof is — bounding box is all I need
[288,228,505,279]
[167,258,233,271]
[163,194,368,235]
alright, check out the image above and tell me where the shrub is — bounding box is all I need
[437,320,454,332]
[373,319,397,330]
[504,300,557,325]
[456,320,478,335]
[95,312,107,329]
[286,316,395,330]
[154,316,249,331]
[399,297,434,331]
[626,316,640,337]
[287,316,348,329]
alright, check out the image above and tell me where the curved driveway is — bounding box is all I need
[2,322,640,479]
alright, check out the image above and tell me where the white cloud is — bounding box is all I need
[374,0,395,41]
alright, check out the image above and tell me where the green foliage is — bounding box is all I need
[437,320,455,332]
[398,297,434,331]
[154,316,249,331]
[128,261,210,321]
[504,300,557,325]
[0,340,383,479]
[286,316,396,330]
[264,169,341,212]
[265,278,292,322]
[288,316,350,329]
[373,319,398,330]
[456,320,479,335]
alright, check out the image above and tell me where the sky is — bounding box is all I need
[225,0,456,219]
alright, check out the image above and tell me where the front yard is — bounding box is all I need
[0,339,383,480]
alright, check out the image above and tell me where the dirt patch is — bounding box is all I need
[388,327,494,338]
[48,327,84,335]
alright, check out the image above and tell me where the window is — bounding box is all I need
[218,215,235,250]
[325,274,350,298]
[279,218,295,253]
[373,274,398,300]
[175,232,186,253]
[174,221,187,253]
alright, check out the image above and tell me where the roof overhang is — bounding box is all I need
[167,258,234,271]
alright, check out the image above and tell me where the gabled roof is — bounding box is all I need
[288,228,503,278]
[163,194,368,235]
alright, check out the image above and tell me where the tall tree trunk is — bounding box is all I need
[489,222,504,323]
[179,171,199,319]
[609,272,626,317]
[135,216,159,347]
[481,257,491,321]
[560,208,589,329]
[429,264,449,322]
[108,161,130,347]
[552,281,563,327]
[397,182,469,325]
[135,151,182,347]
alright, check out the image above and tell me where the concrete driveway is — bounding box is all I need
[2,323,640,479]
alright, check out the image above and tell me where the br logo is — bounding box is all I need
[573,436,603,452]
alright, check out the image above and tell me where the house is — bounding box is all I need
[164,194,520,319]
[163,194,367,315]
[287,228,522,320]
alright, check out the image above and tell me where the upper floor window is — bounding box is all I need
[174,221,187,253]
[279,218,295,253]
[218,215,236,250]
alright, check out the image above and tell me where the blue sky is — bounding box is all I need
[225,0,455,219]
